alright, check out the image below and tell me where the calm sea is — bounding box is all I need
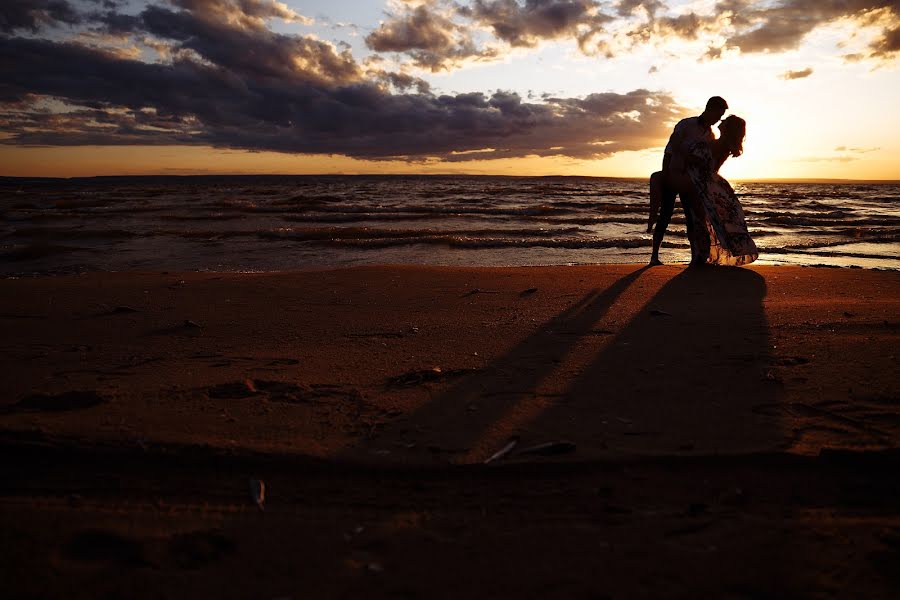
[1,175,898,275]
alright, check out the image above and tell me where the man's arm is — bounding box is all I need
[664,119,688,171]
[670,120,687,153]
[677,119,698,156]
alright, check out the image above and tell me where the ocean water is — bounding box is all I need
[1,175,898,275]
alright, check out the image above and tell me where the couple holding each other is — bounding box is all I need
[647,96,758,267]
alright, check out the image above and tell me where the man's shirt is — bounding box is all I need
[663,117,714,171]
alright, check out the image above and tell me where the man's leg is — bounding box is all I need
[681,188,696,263]
[650,172,677,265]
[664,168,704,265]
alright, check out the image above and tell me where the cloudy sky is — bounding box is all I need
[1,0,898,179]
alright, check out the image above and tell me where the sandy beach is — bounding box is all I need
[2,264,899,598]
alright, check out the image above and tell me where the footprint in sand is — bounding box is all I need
[8,390,107,413]
[61,530,147,567]
[205,379,363,404]
[165,530,236,569]
[61,529,235,570]
[207,380,260,399]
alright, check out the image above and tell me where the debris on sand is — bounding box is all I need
[386,367,477,388]
[649,309,672,317]
[520,287,538,297]
[484,436,520,464]
[516,440,577,456]
[461,288,500,298]
[112,305,139,314]
[249,479,265,511]
[266,358,300,366]
[183,319,202,329]
[208,380,258,399]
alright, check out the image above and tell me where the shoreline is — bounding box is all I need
[4,259,898,280]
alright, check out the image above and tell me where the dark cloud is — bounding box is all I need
[377,71,433,94]
[626,11,711,44]
[367,3,455,52]
[168,0,312,29]
[367,0,614,66]
[615,0,663,18]
[0,37,687,159]
[136,5,358,85]
[364,0,899,68]
[1,0,82,32]
[0,1,690,162]
[655,13,706,39]
[365,2,497,71]
[714,0,899,58]
[780,67,813,79]
[870,23,900,56]
[611,0,898,62]
[460,0,611,48]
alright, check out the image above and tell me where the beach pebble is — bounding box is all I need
[249,478,265,511]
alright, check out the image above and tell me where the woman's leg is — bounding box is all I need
[682,192,710,266]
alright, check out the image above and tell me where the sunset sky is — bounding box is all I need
[1,0,898,179]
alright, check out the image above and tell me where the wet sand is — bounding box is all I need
[1,265,898,598]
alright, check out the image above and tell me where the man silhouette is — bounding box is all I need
[648,96,728,266]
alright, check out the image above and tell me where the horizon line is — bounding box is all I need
[2,174,899,184]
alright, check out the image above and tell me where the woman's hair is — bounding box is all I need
[719,115,746,157]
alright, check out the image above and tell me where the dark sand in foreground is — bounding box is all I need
[1,265,898,598]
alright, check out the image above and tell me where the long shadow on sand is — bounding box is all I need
[346,265,784,462]
[341,266,653,461]
[529,266,785,457]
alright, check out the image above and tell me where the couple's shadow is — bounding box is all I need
[534,265,785,458]
[353,266,784,461]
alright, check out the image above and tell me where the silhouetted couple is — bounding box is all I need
[647,96,758,267]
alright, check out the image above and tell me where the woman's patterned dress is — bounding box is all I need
[686,142,759,266]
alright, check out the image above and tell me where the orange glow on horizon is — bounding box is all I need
[1,143,897,181]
